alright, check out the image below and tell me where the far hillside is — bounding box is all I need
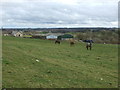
[68,30,119,44]
[2,28,119,44]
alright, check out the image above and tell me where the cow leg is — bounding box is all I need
[86,46,88,50]
[90,46,92,50]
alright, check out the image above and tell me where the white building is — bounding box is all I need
[46,33,64,40]
[46,35,58,40]
[12,31,23,37]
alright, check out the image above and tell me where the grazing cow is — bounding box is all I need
[55,40,60,44]
[86,42,92,50]
[70,41,75,46]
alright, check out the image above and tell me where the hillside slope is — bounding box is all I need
[2,36,118,88]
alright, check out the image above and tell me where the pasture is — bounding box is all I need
[2,36,118,88]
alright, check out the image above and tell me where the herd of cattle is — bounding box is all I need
[55,40,93,50]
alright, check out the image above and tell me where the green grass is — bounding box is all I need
[2,36,118,88]
[23,35,32,38]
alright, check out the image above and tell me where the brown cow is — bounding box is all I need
[55,40,60,44]
[70,41,75,46]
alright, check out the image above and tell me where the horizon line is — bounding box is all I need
[0,26,118,29]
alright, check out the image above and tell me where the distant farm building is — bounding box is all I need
[46,33,64,40]
[3,34,9,36]
[12,31,23,37]
[57,34,74,40]
[2,30,12,36]
[46,35,58,40]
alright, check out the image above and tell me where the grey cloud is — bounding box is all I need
[1,0,118,27]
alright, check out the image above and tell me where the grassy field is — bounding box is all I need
[2,36,118,88]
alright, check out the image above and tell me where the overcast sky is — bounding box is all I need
[0,0,119,28]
